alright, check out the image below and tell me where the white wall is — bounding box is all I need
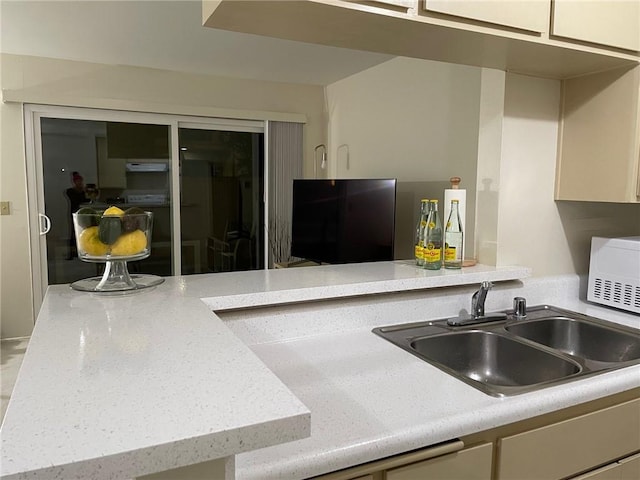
[474,68,505,267]
[497,73,568,273]
[325,64,640,278]
[0,66,34,339]
[325,57,481,260]
[0,53,325,338]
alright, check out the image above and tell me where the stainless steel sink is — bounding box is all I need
[411,331,580,390]
[506,317,640,366]
[373,305,640,397]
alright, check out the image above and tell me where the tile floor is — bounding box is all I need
[1,337,30,422]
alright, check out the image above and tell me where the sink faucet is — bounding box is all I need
[447,281,507,326]
[471,281,493,318]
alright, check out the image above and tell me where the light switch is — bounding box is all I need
[0,202,10,215]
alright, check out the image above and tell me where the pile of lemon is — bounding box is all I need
[77,206,148,257]
[78,226,109,256]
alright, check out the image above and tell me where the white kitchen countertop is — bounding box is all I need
[1,262,638,480]
[226,275,640,479]
[0,281,313,479]
[187,260,532,311]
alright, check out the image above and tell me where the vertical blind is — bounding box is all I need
[267,121,304,266]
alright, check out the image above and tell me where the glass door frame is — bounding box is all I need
[24,104,267,314]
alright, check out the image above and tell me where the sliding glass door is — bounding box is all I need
[178,125,265,274]
[26,106,266,307]
[38,118,173,285]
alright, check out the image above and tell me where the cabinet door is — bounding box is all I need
[97,157,126,189]
[497,398,640,479]
[619,453,640,480]
[570,453,640,480]
[552,0,640,51]
[386,443,492,480]
[312,440,465,480]
[424,0,549,33]
[556,64,640,203]
[571,462,624,480]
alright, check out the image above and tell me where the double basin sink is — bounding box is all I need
[373,305,640,397]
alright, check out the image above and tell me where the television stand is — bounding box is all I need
[273,259,325,269]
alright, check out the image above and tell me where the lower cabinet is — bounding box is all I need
[312,441,492,480]
[571,453,640,480]
[386,443,492,480]
[496,397,640,479]
[314,391,639,480]
[618,455,640,480]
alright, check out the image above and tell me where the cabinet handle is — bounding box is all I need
[314,439,465,480]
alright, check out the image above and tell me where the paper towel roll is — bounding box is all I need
[444,188,466,259]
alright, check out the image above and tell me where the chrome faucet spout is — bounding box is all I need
[447,281,506,326]
[471,281,493,318]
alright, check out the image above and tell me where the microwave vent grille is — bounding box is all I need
[589,277,640,313]
[587,236,640,314]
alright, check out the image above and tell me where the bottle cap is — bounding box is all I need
[452,199,459,203]
[449,177,461,189]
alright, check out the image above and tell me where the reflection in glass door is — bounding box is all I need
[178,126,265,274]
[39,117,172,285]
[40,118,106,285]
[32,109,268,294]
[28,105,275,324]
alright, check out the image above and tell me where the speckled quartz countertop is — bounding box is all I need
[0,282,311,480]
[1,262,638,480]
[224,274,640,480]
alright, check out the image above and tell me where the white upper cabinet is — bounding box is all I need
[424,0,549,33]
[556,65,640,203]
[204,0,639,79]
[552,0,640,52]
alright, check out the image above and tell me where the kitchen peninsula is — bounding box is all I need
[1,261,639,479]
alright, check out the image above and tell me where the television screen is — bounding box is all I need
[291,179,397,264]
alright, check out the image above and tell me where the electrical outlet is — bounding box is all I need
[0,202,10,215]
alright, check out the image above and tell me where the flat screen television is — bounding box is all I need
[291,178,397,264]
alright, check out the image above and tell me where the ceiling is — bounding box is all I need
[0,0,394,86]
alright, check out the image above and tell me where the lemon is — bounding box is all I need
[78,226,109,256]
[103,205,125,217]
[110,229,147,256]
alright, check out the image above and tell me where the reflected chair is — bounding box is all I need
[208,231,250,272]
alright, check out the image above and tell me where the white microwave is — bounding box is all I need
[587,236,640,314]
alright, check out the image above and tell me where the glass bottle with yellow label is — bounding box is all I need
[422,199,442,270]
[444,199,463,269]
[414,199,430,266]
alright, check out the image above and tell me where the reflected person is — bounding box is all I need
[65,171,88,258]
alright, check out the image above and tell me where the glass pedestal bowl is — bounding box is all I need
[71,208,164,293]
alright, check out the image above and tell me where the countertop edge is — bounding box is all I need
[1,412,311,480]
[199,263,532,311]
